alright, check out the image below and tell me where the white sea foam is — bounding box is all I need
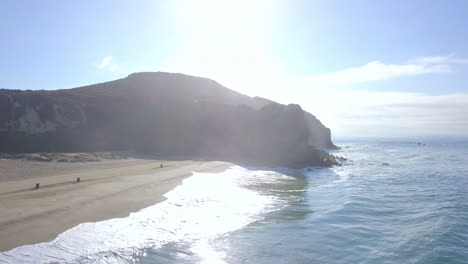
[331,167,351,184]
[0,166,285,264]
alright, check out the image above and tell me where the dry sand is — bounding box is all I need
[0,156,231,252]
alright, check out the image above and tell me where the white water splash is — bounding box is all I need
[0,166,286,264]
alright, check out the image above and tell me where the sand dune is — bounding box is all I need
[0,157,230,252]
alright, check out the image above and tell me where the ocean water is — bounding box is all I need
[1,138,467,263]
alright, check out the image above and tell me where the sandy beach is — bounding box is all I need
[0,155,230,252]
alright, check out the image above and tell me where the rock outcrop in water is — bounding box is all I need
[0,72,338,167]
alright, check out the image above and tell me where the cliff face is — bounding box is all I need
[0,72,337,167]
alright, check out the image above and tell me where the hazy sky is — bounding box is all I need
[1,0,468,137]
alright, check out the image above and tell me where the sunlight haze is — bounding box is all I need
[1,0,467,137]
[1,2,468,263]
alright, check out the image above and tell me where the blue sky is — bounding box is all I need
[1,0,468,136]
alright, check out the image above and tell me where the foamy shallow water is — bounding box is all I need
[0,166,289,264]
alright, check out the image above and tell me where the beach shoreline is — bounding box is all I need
[0,157,231,252]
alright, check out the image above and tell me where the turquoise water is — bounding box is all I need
[1,138,467,263]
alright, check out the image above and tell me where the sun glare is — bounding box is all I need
[173,0,275,37]
[166,0,284,98]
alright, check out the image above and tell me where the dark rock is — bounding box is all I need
[335,156,347,162]
[382,163,390,166]
[0,72,338,168]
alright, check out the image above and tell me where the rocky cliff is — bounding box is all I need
[0,72,338,167]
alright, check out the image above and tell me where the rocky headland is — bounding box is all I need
[0,72,339,168]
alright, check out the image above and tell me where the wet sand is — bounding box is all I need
[0,157,230,252]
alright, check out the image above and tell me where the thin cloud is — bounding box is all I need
[305,55,468,87]
[97,56,118,72]
[300,90,468,137]
[408,55,468,65]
